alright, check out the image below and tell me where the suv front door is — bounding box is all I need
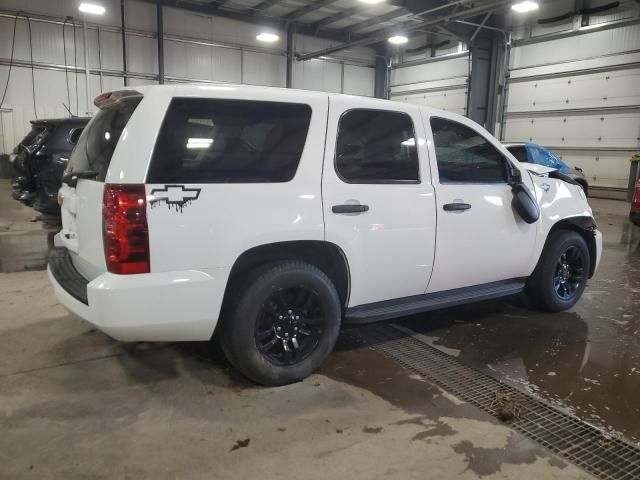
[322,96,437,308]
[423,111,537,293]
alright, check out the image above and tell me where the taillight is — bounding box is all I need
[102,184,150,274]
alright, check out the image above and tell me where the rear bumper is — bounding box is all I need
[48,247,230,342]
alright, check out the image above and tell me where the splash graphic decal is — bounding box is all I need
[149,185,201,212]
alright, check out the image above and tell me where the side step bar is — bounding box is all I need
[344,279,525,325]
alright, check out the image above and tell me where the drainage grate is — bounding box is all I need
[348,323,640,480]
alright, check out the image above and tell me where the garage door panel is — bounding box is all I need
[503,112,640,148]
[507,68,640,113]
[554,150,632,189]
[391,89,467,115]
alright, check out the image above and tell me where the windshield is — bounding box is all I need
[66,95,142,181]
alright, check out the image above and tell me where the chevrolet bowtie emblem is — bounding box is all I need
[149,185,201,212]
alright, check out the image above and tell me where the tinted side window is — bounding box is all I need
[67,96,142,181]
[147,98,312,184]
[335,109,419,183]
[430,118,507,184]
[506,146,529,164]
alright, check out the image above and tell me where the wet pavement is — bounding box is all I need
[0,181,57,272]
[396,198,640,443]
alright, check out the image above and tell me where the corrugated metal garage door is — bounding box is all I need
[389,52,470,117]
[502,23,640,190]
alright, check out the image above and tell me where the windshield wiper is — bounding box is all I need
[62,170,99,188]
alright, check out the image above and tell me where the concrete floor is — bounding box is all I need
[398,198,640,443]
[1,182,635,479]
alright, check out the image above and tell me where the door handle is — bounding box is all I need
[332,204,369,214]
[443,202,471,212]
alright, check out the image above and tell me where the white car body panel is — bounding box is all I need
[420,109,538,293]
[322,95,437,307]
[47,84,603,342]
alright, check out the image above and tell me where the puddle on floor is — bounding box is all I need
[397,199,640,443]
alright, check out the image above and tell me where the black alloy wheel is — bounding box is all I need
[553,246,585,300]
[255,287,324,366]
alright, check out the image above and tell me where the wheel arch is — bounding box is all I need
[547,216,598,278]
[219,241,351,325]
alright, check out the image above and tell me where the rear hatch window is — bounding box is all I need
[15,125,48,153]
[146,98,312,183]
[66,95,142,182]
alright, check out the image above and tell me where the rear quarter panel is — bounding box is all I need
[141,87,329,273]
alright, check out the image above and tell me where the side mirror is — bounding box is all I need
[67,127,84,145]
[511,182,540,224]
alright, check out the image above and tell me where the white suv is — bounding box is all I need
[49,85,602,386]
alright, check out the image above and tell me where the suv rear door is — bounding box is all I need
[322,96,437,308]
[58,93,143,279]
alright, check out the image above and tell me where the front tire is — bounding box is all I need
[221,261,341,386]
[524,230,590,312]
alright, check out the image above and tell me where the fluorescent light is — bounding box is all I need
[401,138,416,147]
[186,138,213,149]
[358,0,385,4]
[256,32,280,43]
[388,35,408,45]
[78,3,106,15]
[512,1,539,13]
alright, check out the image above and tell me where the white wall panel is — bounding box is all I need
[343,65,375,97]
[292,60,341,93]
[552,150,632,189]
[242,52,285,87]
[0,0,376,154]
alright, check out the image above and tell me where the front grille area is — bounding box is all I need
[348,323,640,480]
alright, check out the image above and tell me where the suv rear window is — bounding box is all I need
[146,98,312,184]
[66,95,142,182]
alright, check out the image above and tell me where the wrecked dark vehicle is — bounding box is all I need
[10,117,89,216]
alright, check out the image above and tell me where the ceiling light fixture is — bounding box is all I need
[78,2,106,15]
[256,32,280,43]
[511,1,539,13]
[388,35,408,45]
[358,0,385,4]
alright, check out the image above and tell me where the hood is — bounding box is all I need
[522,163,557,175]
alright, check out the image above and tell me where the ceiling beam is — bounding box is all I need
[342,7,413,34]
[146,0,353,43]
[249,0,286,15]
[284,0,340,21]
[296,0,510,61]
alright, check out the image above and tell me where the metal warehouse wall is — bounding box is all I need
[0,0,376,154]
[389,43,470,117]
[502,2,640,190]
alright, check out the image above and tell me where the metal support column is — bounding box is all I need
[286,25,293,88]
[82,17,91,115]
[157,2,164,84]
[121,0,128,86]
[374,54,387,99]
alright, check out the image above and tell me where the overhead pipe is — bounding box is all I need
[296,0,509,61]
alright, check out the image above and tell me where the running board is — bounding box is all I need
[344,279,525,325]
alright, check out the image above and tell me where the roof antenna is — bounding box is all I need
[62,102,75,118]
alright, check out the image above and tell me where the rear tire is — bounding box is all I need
[524,230,590,312]
[221,261,341,386]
